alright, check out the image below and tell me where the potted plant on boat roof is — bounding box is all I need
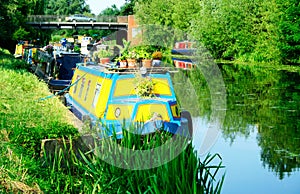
[115,54,127,68]
[97,49,113,64]
[134,73,156,98]
[152,51,163,67]
[126,50,138,68]
[114,39,131,68]
[138,49,152,68]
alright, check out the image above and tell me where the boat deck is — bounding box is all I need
[79,62,179,75]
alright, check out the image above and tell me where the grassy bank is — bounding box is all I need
[0,48,79,192]
[0,48,224,193]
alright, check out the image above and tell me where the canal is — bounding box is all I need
[176,64,300,193]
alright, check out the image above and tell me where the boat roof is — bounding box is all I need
[111,97,175,104]
[76,63,179,75]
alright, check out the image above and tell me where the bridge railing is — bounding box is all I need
[27,15,128,23]
[27,15,62,22]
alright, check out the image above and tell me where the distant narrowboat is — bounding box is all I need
[171,41,197,70]
[65,64,193,139]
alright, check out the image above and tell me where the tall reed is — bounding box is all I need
[40,128,225,193]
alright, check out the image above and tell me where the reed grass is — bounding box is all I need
[40,138,225,193]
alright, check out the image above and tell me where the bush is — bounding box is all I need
[0,48,30,70]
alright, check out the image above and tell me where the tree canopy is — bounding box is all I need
[134,0,300,64]
[45,0,91,15]
[0,0,44,52]
[0,0,94,52]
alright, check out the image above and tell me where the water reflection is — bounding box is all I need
[227,65,300,179]
[192,64,300,180]
[256,70,300,179]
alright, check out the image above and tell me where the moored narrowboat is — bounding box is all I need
[65,64,193,139]
[171,41,197,70]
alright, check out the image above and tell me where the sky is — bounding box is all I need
[86,0,126,15]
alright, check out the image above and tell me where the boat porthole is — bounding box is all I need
[115,107,121,118]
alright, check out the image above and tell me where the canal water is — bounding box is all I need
[181,64,300,194]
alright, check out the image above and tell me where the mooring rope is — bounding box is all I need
[37,73,87,101]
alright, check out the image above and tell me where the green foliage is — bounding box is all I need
[171,0,201,32]
[132,45,153,59]
[115,39,132,60]
[135,0,299,64]
[134,74,156,97]
[73,45,80,53]
[189,0,280,62]
[135,0,200,41]
[120,0,138,15]
[0,0,34,52]
[0,140,43,193]
[100,4,120,16]
[37,132,224,193]
[96,49,113,58]
[51,34,63,43]
[277,0,300,64]
[12,27,30,41]
[135,0,174,26]
[135,0,200,31]
[45,0,91,15]
[0,0,94,53]
[0,48,30,70]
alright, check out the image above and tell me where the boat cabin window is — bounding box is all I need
[84,80,91,101]
[73,75,80,94]
[78,78,85,98]
[92,83,102,107]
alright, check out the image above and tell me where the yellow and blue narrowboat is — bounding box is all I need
[65,64,193,139]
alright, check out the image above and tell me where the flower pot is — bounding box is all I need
[119,60,127,68]
[100,57,110,64]
[127,59,137,68]
[142,59,152,68]
[152,59,162,67]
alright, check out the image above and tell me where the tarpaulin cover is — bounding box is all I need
[57,53,82,80]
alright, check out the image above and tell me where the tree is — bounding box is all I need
[189,0,281,62]
[0,0,45,52]
[0,0,95,53]
[45,0,91,15]
[133,0,300,64]
[277,0,300,64]
[134,0,200,42]
[120,0,138,15]
[100,4,120,16]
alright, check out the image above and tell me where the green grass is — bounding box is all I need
[0,66,78,155]
[0,48,225,193]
